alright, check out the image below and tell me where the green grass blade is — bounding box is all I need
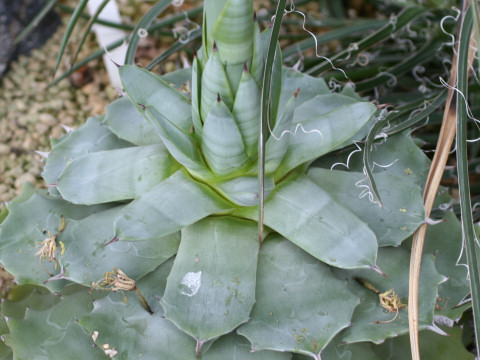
[386,91,447,136]
[146,28,201,71]
[56,3,134,30]
[354,39,443,92]
[49,37,125,87]
[258,0,287,243]
[13,0,58,45]
[124,0,173,65]
[306,6,424,76]
[362,112,387,207]
[52,0,89,78]
[71,0,110,66]
[456,5,480,352]
[282,19,386,60]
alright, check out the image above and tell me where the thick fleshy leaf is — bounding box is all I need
[319,337,382,360]
[232,68,261,157]
[276,102,376,178]
[269,43,283,125]
[203,0,227,56]
[202,99,248,176]
[203,333,291,360]
[103,96,160,146]
[307,168,424,246]
[235,173,377,269]
[277,68,330,116]
[293,94,358,120]
[332,131,430,188]
[200,48,234,122]
[42,116,132,188]
[79,292,198,360]
[120,65,209,178]
[136,257,175,316]
[114,170,235,241]
[0,191,116,289]
[339,247,443,344]
[250,18,264,86]
[405,211,470,319]
[4,284,108,360]
[162,216,259,342]
[191,55,203,138]
[119,65,192,132]
[372,325,474,360]
[57,145,179,205]
[238,235,361,357]
[265,92,297,173]
[59,206,179,286]
[215,175,274,207]
[209,0,253,65]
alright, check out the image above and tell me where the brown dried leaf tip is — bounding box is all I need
[35,215,66,276]
[90,268,153,314]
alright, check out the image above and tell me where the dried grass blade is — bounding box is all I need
[408,4,476,359]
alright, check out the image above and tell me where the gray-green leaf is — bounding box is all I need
[162,216,259,342]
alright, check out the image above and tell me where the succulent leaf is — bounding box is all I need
[339,247,444,344]
[265,91,297,173]
[233,173,378,269]
[214,175,274,207]
[119,65,192,132]
[278,68,330,114]
[3,284,108,360]
[261,29,283,126]
[277,101,377,178]
[209,0,254,66]
[103,96,160,146]
[202,333,291,360]
[201,98,249,176]
[58,206,179,285]
[120,65,210,178]
[200,47,234,122]
[237,235,361,356]
[307,168,425,246]
[420,211,470,319]
[373,324,475,360]
[114,169,235,241]
[0,191,115,290]
[57,145,180,205]
[250,16,265,87]
[42,117,132,191]
[191,54,203,138]
[162,216,259,342]
[79,291,199,359]
[232,67,261,157]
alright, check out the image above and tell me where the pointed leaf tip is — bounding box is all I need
[193,48,197,58]
[294,88,300,98]
[110,59,121,68]
[213,41,217,51]
[243,61,248,72]
[371,264,387,278]
[217,93,221,102]
[254,12,257,22]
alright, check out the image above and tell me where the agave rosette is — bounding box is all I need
[0,1,467,359]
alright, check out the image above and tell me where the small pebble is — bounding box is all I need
[0,144,10,155]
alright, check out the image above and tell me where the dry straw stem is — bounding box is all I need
[408,7,476,360]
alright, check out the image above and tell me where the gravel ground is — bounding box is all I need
[0,21,118,204]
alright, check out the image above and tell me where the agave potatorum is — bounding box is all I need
[0,0,470,359]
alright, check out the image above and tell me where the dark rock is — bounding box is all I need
[0,0,61,78]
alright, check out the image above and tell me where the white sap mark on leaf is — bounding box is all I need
[179,271,202,297]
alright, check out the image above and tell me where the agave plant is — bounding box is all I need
[0,0,472,359]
